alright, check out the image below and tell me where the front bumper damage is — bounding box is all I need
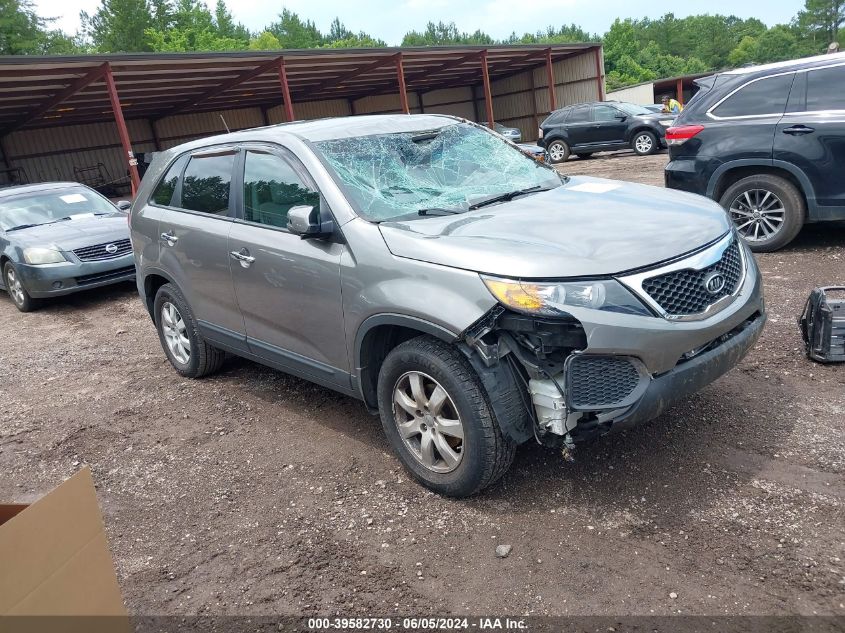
[462,235,766,447]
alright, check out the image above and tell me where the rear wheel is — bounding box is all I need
[632,131,658,156]
[546,140,570,164]
[153,283,225,378]
[3,262,38,312]
[719,174,805,252]
[377,336,515,497]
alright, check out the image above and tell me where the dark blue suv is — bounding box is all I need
[665,52,845,251]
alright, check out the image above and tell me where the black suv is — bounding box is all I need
[665,52,845,252]
[538,101,674,163]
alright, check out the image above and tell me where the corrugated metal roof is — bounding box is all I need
[0,44,599,132]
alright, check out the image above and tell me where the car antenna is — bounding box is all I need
[219,115,231,133]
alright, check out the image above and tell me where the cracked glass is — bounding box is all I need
[312,122,562,222]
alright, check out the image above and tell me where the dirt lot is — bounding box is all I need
[1,150,844,619]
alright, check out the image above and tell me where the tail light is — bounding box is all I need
[665,125,704,146]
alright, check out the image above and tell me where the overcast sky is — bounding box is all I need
[33,0,803,44]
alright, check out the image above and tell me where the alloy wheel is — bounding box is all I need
[6,268,25,307]
[161,301,191,364]
[548,143,566,162]
[392,371,465,474]
[729,188,786,242]
[634,134,653,154]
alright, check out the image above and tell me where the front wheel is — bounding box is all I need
[719,174,805,252]
[632,131,658,155]
[377,337,516,497]
[546,140,570,164]
[3,262,38,312]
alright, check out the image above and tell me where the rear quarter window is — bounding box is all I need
[806,65,845,111]
[711,73,795,118]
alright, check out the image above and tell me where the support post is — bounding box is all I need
[279,58,295,122]
[676,78,684,105]
[480,50,494,128]
[103,63,140,195]
[395,53,410,114]
[594,47,604,101]
[545,48,557,112]
[417,91,424,113]
[529,65,540,139]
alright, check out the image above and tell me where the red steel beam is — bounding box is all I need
[402,50,484,86]
[480,50,494,127]
[1,63,108,136]
[676,78,684,105]
[395,53,410,114]
[278,58,296,122]
[158,57,284,120]
[545,48,557,112]
[593,47,604,100]
[308,53,399,96]
[103,63,140,195]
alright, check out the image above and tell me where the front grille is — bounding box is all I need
[73,238,132,262]
[568,356,642,409]
[75,265,135,286]
[643,241,743,316]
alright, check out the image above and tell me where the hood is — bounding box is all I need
[378,176,731,278]
[635,111,674,123]
[7,213,130,251]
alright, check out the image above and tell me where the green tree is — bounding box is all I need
[213,0,248,42]
[80,0,153,52]
[796,0,844,44]
[728,35,759,66]
[401,21,493,46]
[755,25,799,62]
[248,30,280,50]
[145,0,246,52]
[0,0,47,54]
[266,9,324,48]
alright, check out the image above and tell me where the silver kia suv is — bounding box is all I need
[130,114,765,497]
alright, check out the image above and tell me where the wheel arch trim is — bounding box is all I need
[706,159,817,214]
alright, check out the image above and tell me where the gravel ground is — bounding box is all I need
[1,150,844,618]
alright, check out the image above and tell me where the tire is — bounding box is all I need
[377,336,516,497]
[546,140,570,164]
[153,283,225,378]
[3,262,39,312]
[719,174,805,252]
[632,130,658,156]
[576,153,594,160]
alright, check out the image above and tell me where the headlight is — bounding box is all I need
[659,120,674,126]
[23,247,66,265]
[481,276,652,317]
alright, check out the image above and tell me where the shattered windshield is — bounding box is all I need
[312,122,562,222]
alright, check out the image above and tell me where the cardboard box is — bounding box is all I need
[0,467,128,620]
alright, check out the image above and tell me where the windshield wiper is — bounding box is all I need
[5,217,71,232]
[468,185,551,210]
[418,207,462,216]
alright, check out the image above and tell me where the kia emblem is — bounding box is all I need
[704,272,726,294]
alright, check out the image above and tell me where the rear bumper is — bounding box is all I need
[14,255,136,298]
[607,308,765,433]
[665,158,711,195]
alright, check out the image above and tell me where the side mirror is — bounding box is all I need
[116,200,131,211]
[614,114,627,121]
[287,205,334,239]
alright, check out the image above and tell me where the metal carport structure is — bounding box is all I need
[0,44,604,195]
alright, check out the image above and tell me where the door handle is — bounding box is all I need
[782,125,815,135]
[160,231,178,245]
[229,248,255,268]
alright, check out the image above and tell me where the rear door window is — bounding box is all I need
[711,73,794,118]
[179,152,236,216]
[806,65,845,111]
[566,105,591,123]
[151,154,188,206]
